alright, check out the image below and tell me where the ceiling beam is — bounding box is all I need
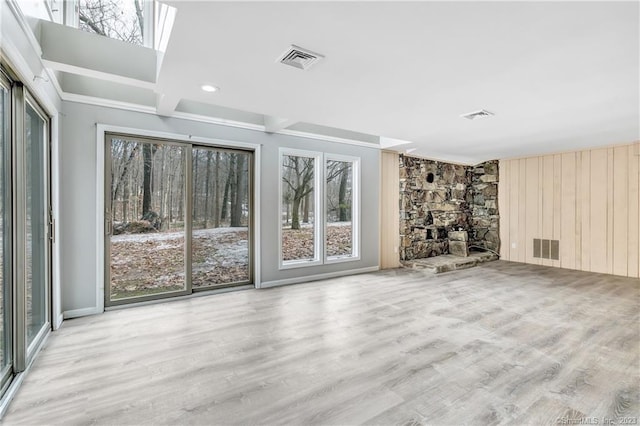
[156,92,181,117]
[264,116,297,133]
[39,20,157,84]
[42,60,156,91]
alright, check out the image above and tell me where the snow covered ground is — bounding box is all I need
[109,223,354,299]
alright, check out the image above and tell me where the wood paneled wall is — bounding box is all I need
[498,142,640,278]
[380,151,400,269]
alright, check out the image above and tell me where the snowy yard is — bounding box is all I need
[110,227,249,299]
[110,223,353,299]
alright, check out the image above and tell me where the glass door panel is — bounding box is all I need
[191,148,250,289]
[0,81,12,387]
[24,103,48,348]
[107,137,188,302]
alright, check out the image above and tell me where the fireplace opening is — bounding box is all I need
[426,172,435,183]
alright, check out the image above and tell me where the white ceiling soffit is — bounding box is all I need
[38,19,157,87]
[286,122,379,145]
[175,100,265,126]
[154,1,638,163]
[379,137,413,149]
[263,116,298,133]
[58,72,156,107]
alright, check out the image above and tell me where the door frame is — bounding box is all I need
[96,124,261,313]
[21,91,52,365]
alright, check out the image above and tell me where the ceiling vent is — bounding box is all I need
[461,109,494,120]
[278,45,324,70]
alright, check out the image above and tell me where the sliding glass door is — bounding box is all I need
[0,65,52,399]
[24,100,50,355]
[106,137,189,302]
[105,135,252,305]
[192,147,250,289]
[0,74,12,395]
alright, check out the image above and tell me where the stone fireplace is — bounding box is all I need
[399,155,499,261]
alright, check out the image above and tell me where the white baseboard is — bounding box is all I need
[260,266,380,289]
[63,307,102,319]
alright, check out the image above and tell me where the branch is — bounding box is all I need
[282,175,296,191]
[134,0,144,37]
[79,11,107,36]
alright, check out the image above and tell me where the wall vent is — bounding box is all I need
[461,109,494,120]
[533,239,559,260]
[278,45,324,70]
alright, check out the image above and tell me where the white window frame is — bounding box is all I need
[278,148,323,270]
[324,154,361,264]
[278,149,362,269]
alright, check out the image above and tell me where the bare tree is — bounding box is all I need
[230,154,245,227]
[79,0,144,45]
[141,143,158,218]
[282,156,314,230]
[326,161,351,222]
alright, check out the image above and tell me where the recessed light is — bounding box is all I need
[201,84,218,93]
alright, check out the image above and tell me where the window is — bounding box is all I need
[325,155,359,262]
[279,150,321,268]
[77,0,153,46]
[279,149,360,269]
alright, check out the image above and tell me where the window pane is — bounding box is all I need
[326,160,354,258]
[192,149,250,288]
[281,155,316,263]
[79,0,144,45]
[109,139,186,300]
[25,104,47,345]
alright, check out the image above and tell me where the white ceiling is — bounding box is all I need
[34,1,640,164]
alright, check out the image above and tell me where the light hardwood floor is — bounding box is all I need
[2,261,639,425]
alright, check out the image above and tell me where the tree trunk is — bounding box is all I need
[194,150,199,217]
[123,184,129,223]
[285,192,290,225]
[231,155,244,227]
[142,143,153,217]
[203,151,212,228]
[214,152,220,227]
[221,154,234,221]
[134,0,144,37]
[303,192,310,223]
[291,194,302,230]
[338,165,348,221]
[159,147,166,229]
[177,154,184,222]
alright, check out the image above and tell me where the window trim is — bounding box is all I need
[278,149,362,270]
[278,148,323,270]
[324,154,361,264]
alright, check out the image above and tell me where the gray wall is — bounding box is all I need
[60,101,380,313]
